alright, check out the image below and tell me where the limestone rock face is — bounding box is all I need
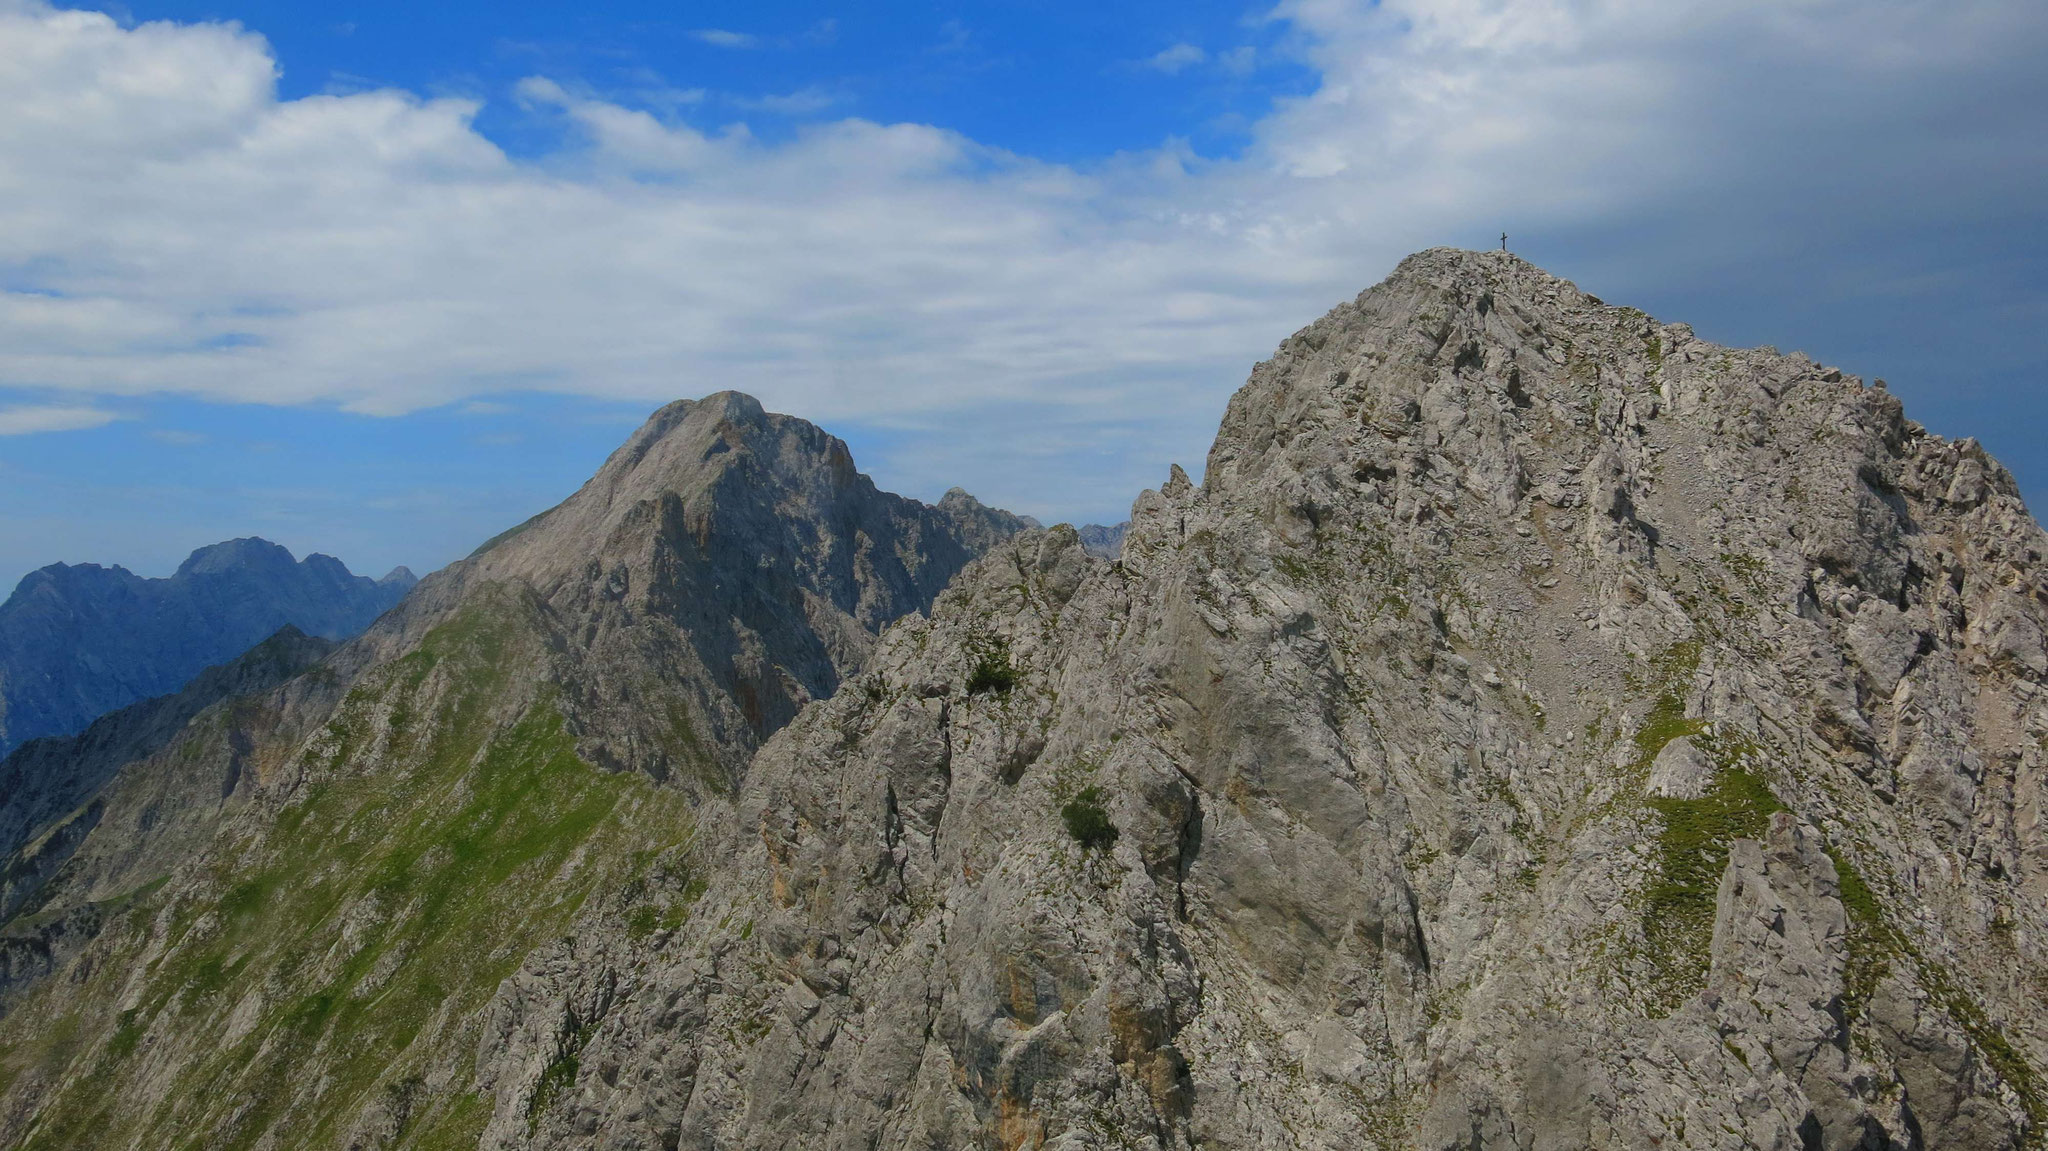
[4,251,2048,1151]
[482,251,2048,1150]
[0,393,1024,1150]
[374,390,1029,792]
[0,538,414,757]
[1077,522,1130,560]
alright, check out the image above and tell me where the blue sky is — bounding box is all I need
[101,0,1317,161]
[1,0,2045,589]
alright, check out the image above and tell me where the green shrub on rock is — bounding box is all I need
[965,634,1017,696]
[1060,786,1117,851]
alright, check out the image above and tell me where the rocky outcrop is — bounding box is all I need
[1076,522,1129,560]
[939,487,1041,557]
[374,390,1034,792]
[0,538,414,756]
[477,251,2048,1150]
[2,251,2046,1151]
[0,393,1027,1150]
[0,626,334,918]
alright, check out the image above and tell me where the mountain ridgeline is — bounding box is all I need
[0,538,415,758]
[4,252,2048,1150]
[0,390,1031,1149]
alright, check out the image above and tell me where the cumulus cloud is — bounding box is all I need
[0,0,2042,519]
[0,404,120,435]
[688,29,758,49]
[731,87,837,115]
[1145,43,1207,74]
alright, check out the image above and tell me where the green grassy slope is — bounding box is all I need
[0,588,697,1150]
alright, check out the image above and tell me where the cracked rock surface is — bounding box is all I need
[497,250,2048,1150]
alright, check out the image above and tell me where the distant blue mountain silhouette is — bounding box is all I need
[0,538,415,757]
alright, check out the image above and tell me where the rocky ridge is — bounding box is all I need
[472,250,2048,1150]
[0,391,1028,1150]
[0,626,335,1007]
[398,389,1036,789]
[1,251,2045,1150]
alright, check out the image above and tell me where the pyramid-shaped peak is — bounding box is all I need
[611,390,773,466]
[1239,250,1642,404]
[458,391,1032,632]
[599,391,849,497]
[699,389,767,422]
[1202,247,1863,501]
[1361,247,1613,321]
[660,389,768,430]
[1260,246,1719,389]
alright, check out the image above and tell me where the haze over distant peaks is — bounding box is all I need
[0,538,416,757]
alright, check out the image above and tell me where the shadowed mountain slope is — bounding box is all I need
[0,392,1027,1150]
[0,626,335,1007]
[0,538,415,758]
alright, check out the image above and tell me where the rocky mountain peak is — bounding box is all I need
[1187,245,2016,658]
[0,538,412,757]
[936,485,1041,553]
[357,391,1029,785]
[1207,247,1619,498]
[685,251,2048,1149]
[173,535,299,577]
[5,258,2048,1151]
[468,391,888,595]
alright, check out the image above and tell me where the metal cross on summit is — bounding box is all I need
[1501,232,1508,252]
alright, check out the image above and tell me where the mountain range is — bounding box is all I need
[0,538,415,758]
[2,251,2046,1150]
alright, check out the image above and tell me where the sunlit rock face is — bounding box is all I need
[5,251,2048,1151]
[0,392,1025,1149]
[555,249,2042,1151]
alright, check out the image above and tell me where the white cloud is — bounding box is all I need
[731,87,836,116]
[933,20,972,54]
[689,29,758,49]
[0,0,2042,519]
[0,405,120,434]
[1145,43,1207,74]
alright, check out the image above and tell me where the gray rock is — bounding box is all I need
[1076,522,1129,560]
[6,252,2048,1151]
[524,249,2042,1150]
[0,392,1032,1151]
[1648,734,1715,799]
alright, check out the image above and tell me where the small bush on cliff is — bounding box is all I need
[1061,787,1117,851]
[965,635,1017,696]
